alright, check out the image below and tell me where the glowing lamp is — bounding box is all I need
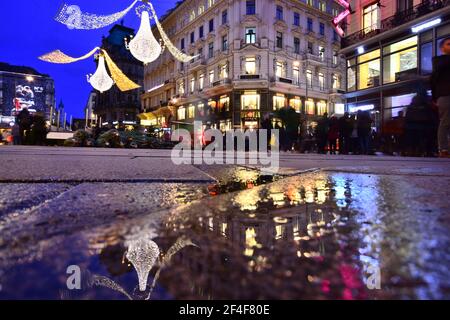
[127,10,162,64]
[87,55,114,93]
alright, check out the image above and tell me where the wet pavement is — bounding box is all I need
[0,147,449,300]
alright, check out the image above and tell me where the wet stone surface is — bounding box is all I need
[0,170,449,299]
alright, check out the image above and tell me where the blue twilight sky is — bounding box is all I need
[0,0,179,118]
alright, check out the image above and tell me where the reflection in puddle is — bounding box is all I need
[0,171,449,299]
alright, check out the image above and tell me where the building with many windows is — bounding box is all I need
[94,23,144,126]
[0,62,55,122]
[140,0,346,133]
[340,0,450,130]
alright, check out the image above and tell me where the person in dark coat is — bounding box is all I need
[277,105,299,152]
[357,111,372,155]
[338,112,352,154]
[316,113,329,154]
[328,116,339,154]
[17,108,32,145]
[260,113,272,151]
[430,36,450,157]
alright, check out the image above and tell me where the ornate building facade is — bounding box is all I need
[94,23,144,125]
[140,0,346,132]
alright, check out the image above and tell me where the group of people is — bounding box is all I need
[263,36,450,157]
[4,108,48,146]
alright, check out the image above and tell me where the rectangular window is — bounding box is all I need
[294,12,300,26]
[307,18,313,32]
[319,1,326,12]
[222,10,228,24]
[276,31,283,48]
[357,49,381,89]
[199,74,205,90]
[383,36,418,83]
[293,65,300,84]
[180,38,185,50]
[275,61,284,77]
[188,105,195,118]
[222,35,228,51]
[208,42,214,58]
[273,94,286,110]
[190,32,195,43]
[220,64,228,79]
[245,27,256,44]
[190,77,195,93]
[347,59,356,91]
[306,70,312,88]
[306,99,315,115]
[245,57,256,75]
[318,73,325,90]
[294,37,300,54]
[421,42,432,75]
[333,51,338,65]
[319,46,325,60]
[290,97,302,112]
[177,107,186,120]
[319,23,325,36]
[246,0,256,15]
[332,74,339,89]
[209,70,215,84]
[317,101,327,115]
[219,95,230,111]
[276,5,283,20]
[307,0,313,5]
[307,41,313,54]
[209,19,214,32]
[199,25,204,38]
[241,91,260,110]
[178,81,185,94]
[333,30,339,41]
[363,3,380,34]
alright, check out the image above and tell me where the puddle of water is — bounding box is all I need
[0,172,449,300]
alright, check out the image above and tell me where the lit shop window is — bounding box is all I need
[245,27,256,44]
[273,94,286,110]
[177,106,186,120]
[209,70,215,84]
[317,101,327,115]
[357,49,380,89]
[219,95,230,111]
[290,97,302,112]
[275,61,285,77]
[306,70,312,88]
[219,64,229,79]
[306,99,315,115]
[197,103,205,116]
[188,105,195,118]
[219,120,232,132]
[363,3,380,34]
[241,91,260,110]
[383,36,418,84]
[199,74,205,90]
[245,57,257,75]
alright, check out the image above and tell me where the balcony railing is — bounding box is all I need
[343,0,450,48]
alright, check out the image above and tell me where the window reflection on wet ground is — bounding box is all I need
[0,171,449,299]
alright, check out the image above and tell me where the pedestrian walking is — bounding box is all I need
[338,112,352,154]
[431,36,450,158]
[328,116,339,154]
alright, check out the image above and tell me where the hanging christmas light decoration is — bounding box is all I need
[87,54,114,93]
[148,2,198,63]
[39,47,140,92]
[55,1,139,30]
[53,1,197,63]
[124,5,162,64]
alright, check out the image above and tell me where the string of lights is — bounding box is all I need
[55,1,139,30]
